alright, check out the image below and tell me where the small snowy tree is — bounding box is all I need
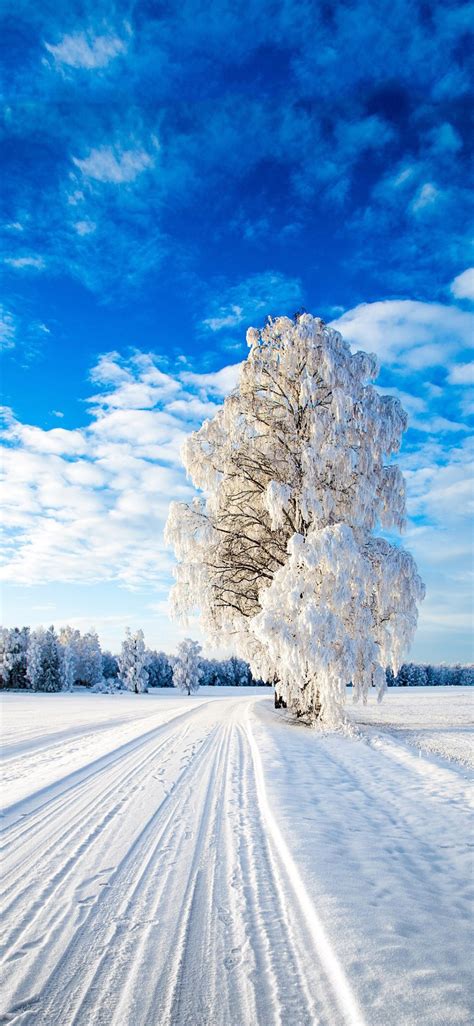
[118,628,149,693]
[166,313,424,724]
[173,638,202,695]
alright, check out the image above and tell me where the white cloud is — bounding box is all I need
[450,267,474,301]
[331,299,474,370]
[411,182,440,213]
[3,417,88,456]
[203,305,243,331]
[202,271,303,334]
[45,30,128,70]
[73,145,155,184]
[1,307,16,350]
[399,439,473,661]
[89,352,180,411]
[448,362,474,385]
[90,351,130,385]
[4,255,45,271]
[180,364,242,396]
[0,353,238,588]
[74,220,97,236]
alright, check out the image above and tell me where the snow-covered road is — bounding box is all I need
[1,690,472,1026]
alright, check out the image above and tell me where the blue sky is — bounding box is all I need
[1,0,473,661]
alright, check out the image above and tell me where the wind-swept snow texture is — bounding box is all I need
[1,689,472,1025]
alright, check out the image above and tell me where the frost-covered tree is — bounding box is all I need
[118,628,149,693]
[0,627,29,688]
[146,650,173,688]
[58,626,81,690]
[173,638,202,695]
[410,663,427,687]
[102,650,119,680]
[458,665,474,686]
[0,628,13,687]
[224,655,252,687]
[200,657,222,686]
[27,626,62,692]
[39,627,63,692]
[26,628,46,690]
[76,630,102,687]
[166,313,424,724]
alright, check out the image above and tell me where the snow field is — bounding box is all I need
[0,688,472,1025]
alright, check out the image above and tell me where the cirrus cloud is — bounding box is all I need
[45,30,129,70]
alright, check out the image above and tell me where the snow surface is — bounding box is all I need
[1,688,472,1025]
[347,685,474,769]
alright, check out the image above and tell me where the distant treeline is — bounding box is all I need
[386,663,473,687]
[0,625,266,692]
[1,626,472,692]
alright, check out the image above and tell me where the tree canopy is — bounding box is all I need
[166,314,425,723]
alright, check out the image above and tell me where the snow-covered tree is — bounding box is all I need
[173,638,202,695]
[224,655,252,686]
[410,663,427,687]
[0,628,13,687]
[166,313,424,724]
[26,626,62,692]
[76,630,102,687]
[0,627,29,688]
[26,628,46,690]
[200,657,222,686]
[146,650,173,688]
[39,627,63,692]
[102,650,119,680]
[58,626,81,691]
[118,628,149,693]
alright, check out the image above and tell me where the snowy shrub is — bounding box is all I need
[90,678,118,693]
[166,313,425,724]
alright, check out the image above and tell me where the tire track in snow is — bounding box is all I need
[0,707,216,1023]
[0,724,191,953]
[1,696,370,1026]
[7,721,222,1025]
[245,713,367,1026]
[1,702,211,838]
[233,726,315,1025]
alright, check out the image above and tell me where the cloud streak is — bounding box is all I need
[45,30,128,70]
